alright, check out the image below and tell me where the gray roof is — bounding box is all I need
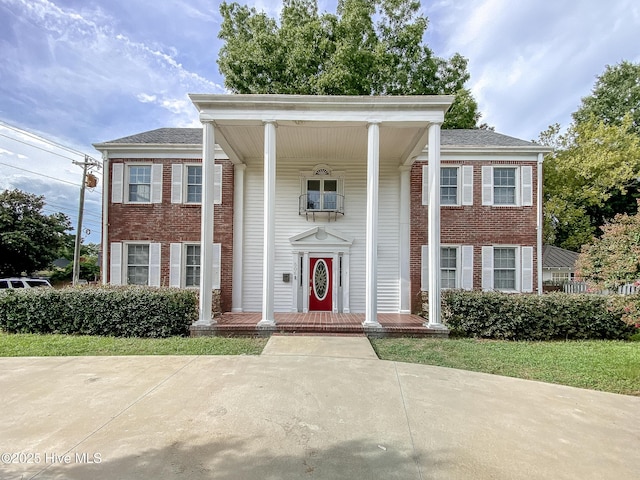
[542,244,579,269]
[99,128,541,148]
[441,129,540,147]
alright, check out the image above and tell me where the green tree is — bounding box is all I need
[573,61,640,136]
[0,189,71,276]
[542,115,640,250]
[576,212,640,290]
[217,0,480,128]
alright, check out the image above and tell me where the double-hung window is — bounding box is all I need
[422,165,473,206]
[493,247,516,289]
[440,168,458,205]
[171,164,221,205]
[127,244,150,285]
[128,166,151,203]
[186,166,202,203]
[184,245,200,287]
[493,168,516,205]
[421,245,474,290]
[481,165,533,206]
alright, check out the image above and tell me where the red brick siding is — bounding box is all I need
[107,158,234,313]
[410,160,539,312]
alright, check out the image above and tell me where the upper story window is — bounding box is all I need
[482,165,533,207]
[493,168,516,205]
[170,163,221,205]
[186,166,202,203]
[128,166,151,203]
[422,165,473,206]
[440,167,458,205]
[111,163,162,204]
[300,165,344,220]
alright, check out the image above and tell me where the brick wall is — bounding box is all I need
[410,160,539,312]
[107,158,234,313]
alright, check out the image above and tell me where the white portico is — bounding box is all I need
[189,94,452,329]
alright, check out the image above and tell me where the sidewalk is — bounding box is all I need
[0,337,638,479]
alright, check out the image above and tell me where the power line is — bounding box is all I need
[0,120,99,161]
[44,201,102,220]
[0,161,102,195]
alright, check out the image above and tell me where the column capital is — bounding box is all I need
[234,163,247,172]
[367,120,382,128]
[263,120,278,127]
[398,165,411,173]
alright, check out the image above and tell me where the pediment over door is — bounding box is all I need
[289,227,353,251]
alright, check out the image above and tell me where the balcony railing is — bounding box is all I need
[299,193,345,221]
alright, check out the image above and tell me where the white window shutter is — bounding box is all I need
[421,245,429,290]
[151,164,163,204]
[149,243,161,286]
[461,245,474,290]
[171,164,183,204]
[212,243,221,289]
[169,243,182,287]
[481,246,494,291]
[110,242,122,285]
[521,246,534,292]
[422,165,429,205]
[214,164,223,205]
[112,164,124,204]
[461,165,473,206]
[482,166,493,205]
[521,166,533,206]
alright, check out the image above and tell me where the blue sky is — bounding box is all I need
[0,0,639,244]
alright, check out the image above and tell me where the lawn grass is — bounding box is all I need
[0,333,267,356]
[370,338,640,396]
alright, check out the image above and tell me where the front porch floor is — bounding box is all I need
[190,312,449,338]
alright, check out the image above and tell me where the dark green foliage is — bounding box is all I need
[442,291,635,340]
[217,0,480,129]
[0,189,71,276]
[0,287,198,337]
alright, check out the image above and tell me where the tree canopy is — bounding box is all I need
[0,189,71,276]
[542,61,640,251]
[217,0,480,128]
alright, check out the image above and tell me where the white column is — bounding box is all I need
[537,153,544,295]
[302,251,309,313]
[425,122,446,329]
[258,121,277,327]
[363,122,382,327]
[197,121,216,325]
[399,166,411,313]
[232,163,246,312]
[343,252,350,313]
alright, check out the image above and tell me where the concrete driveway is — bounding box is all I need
[1,336,638,479]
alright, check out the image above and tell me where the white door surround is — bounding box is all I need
[289,227,353,314]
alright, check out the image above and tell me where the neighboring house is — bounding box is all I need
[542,244,579,285]
[94,94,551,328]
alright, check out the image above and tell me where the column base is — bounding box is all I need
[194,318,217,327]
[423,322,449,331]
[362,320,382,328]
[257,319,276,328]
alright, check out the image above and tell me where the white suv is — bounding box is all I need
[0,278,52,289]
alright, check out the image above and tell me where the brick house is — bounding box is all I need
[94,94,550,329]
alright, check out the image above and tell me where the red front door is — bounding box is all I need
[309,258,332,311]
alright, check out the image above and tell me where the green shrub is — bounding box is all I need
[441,291,635,340]
[0,286,198,337]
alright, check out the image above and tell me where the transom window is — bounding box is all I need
[494,247,516,289]
[307,178,338,211]
[185,245,200,287]
[441,167,458,205]
[128,165,151,203]
[441,247,457,288]
[186,166,202,203]
[127,244,149,285]
[493,168,516,205]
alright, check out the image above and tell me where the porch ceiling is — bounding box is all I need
[214,123,429,165]
[190,94,454,166]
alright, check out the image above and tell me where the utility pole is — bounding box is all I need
[72,155,101,286]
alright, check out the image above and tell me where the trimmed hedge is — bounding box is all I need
[0,286,198,337]
[441,291,636,340]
